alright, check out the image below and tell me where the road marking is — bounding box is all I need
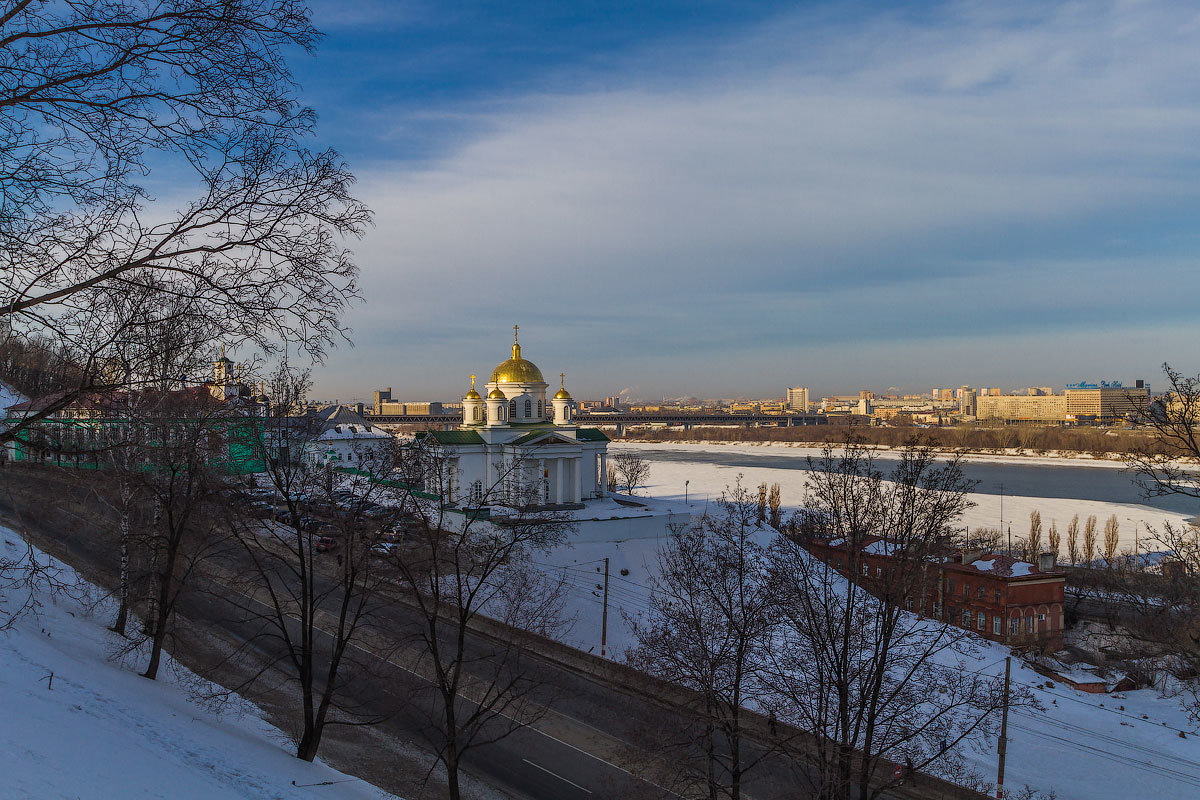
[522,758,593,794]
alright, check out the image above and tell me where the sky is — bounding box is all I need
[290,0,1200,402]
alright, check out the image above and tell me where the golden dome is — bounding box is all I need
[489,327,544,384]
[553,371,572,400]
[487,387,506,400]
[464,374,481,400]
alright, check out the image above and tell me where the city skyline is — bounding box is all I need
[287,1,1200,400]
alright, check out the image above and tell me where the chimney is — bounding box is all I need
[1038,552,1057,572]
[961,548,985,565]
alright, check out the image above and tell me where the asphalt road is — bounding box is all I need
[0,466,803,800]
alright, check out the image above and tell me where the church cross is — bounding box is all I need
[560,372,565,388]
[513,323,519,343]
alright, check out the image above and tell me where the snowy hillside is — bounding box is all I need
[539,516,1200,800]
[0,531,398,800]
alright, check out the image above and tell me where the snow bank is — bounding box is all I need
[0,531,397,800]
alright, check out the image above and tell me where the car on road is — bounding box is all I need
[315,535,339,553]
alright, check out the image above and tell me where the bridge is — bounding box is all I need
[367,411,831,435]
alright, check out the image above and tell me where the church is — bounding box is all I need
[419,327,610,509]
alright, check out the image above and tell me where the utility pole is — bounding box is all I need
[601,557,610,658]
[996,656,1011,799]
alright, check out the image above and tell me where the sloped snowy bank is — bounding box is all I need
[0,531,398,800]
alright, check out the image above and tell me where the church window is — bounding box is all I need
[473,406,480,421]
[538,400,544,417]
[509,400,516,418]
[524,399,532,417]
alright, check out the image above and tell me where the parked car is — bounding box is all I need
[315,536,339,553]
[370,541,399,557]
[248,500,274,518]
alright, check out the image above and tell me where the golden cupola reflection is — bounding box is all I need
[489,324,545,384]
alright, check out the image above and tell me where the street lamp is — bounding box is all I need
[1126,517,1141,570]
[685,479,690,504]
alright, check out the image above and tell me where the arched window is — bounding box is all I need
[524,399,532,417]
[509,400,517,418]
[537,400,544,417]
[473,406,480,421]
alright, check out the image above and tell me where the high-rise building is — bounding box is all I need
[1064,380,1149,421]
[959,387,977,416]
[786,386,810,412]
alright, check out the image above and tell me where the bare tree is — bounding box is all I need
[216,365,394,761]
[768,483,782,530]
[765,438,1012,800]
[386,439,573,800]
[612,450,651,495]
[121,388,232,680]
[757,481,768,524]
[1125,364,1200,503]
[1027,511,1042,558]
[1103,516,1120,567]
[626,481,777,800]
[1119,364,1200,719]
[1083,515,1098,565]
[1066,515,1080,566]
[1047,519,1060,563]
[0,0,369,445]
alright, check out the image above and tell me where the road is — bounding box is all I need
[0,465,979,800]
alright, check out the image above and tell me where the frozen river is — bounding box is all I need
[613,442,1197,549]
[621,444,1195,516]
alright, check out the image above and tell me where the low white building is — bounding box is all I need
[305,406,394,470]
[418,329,609,508]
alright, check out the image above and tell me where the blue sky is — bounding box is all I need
[293,0,1200,402]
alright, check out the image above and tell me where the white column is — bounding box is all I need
[553,458,563,505]
[571,457,581,503]
[599,452,607,497]
[538,458,546,505]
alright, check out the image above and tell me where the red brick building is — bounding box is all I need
[806,537,1066,650]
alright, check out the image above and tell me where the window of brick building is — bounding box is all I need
[995,590,1002,603]
[963,582,970,596]
[1010,618,1020,637]
[948,579,955,594]
[862,563,869,576]
[977,612,985,630]
[961,609,971,627]
[993,617,1001,634]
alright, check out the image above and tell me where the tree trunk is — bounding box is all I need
[111,506,130,636]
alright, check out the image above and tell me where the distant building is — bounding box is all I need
[786,386,810,412]
[373,387,392,414]
[1064,380,1149,422]
[976,394,1067,423]
[959,387,977,416]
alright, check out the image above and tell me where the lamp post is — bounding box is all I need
[685,479,690,505]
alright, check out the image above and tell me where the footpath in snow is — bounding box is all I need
[0,530,397,800]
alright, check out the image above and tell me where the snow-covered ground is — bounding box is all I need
[539,513,1200,800]
[613,441,1194,555]
[0,531,398,800]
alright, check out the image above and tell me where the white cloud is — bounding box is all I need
[319,0,1200,397]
